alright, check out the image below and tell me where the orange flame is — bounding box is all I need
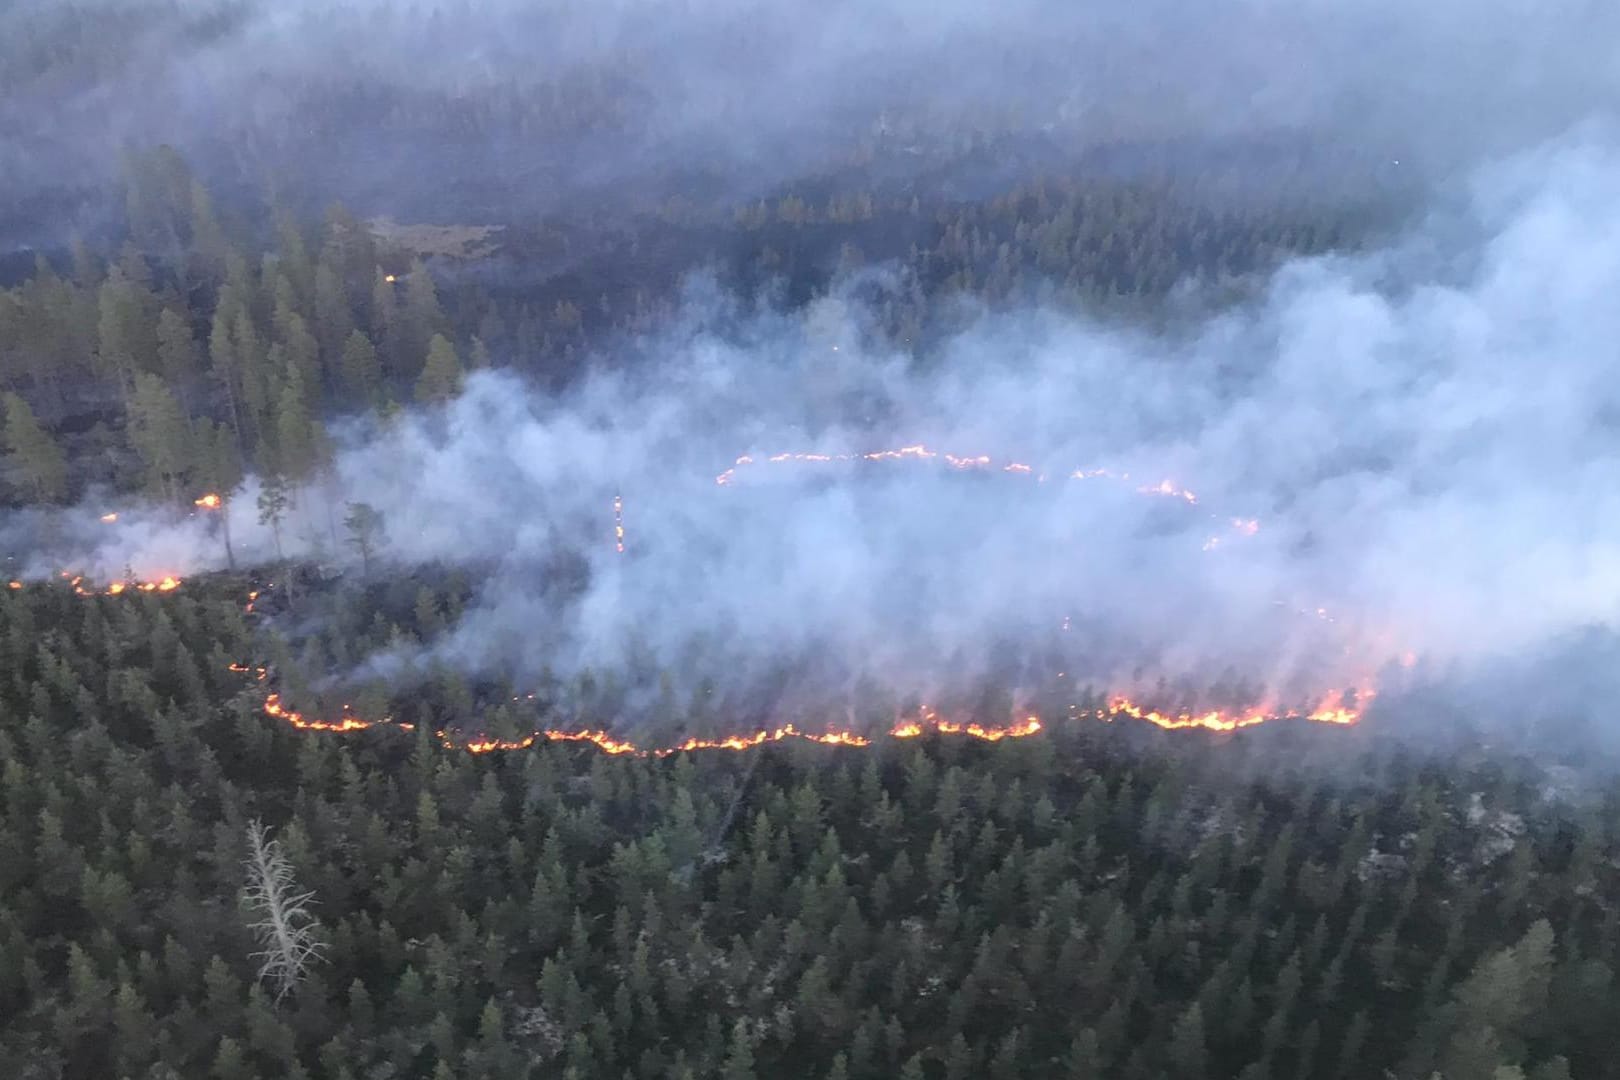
[100,512,119,523]
[715,445,1222,523]
[251,654,1283,757]
[1106,690,1363,732]
[264,692,379,733]
[209,440,1371,757]
[251,684,1354,756]
[194,493,222,510]
[33,571,185,597]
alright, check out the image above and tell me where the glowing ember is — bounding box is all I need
[100,512,119,523]
[194,493,222,509]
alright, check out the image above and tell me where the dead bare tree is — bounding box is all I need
[242,819,326,1002]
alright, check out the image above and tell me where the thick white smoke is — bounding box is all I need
[16,126,1620,721]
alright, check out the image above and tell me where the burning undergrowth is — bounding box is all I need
[13,130,1620,750]
[242,468,1374,753]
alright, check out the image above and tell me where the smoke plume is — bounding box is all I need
[17,124,1620,728]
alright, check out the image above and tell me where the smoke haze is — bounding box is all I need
[14,124,1620,726]
[5,0,1619,245]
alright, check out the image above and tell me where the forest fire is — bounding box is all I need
[712,443,1234,530]
[16,570,188,596]
[263,692,380,734]
[1105,690,1364,732]
[79,576,181,596]
[20,570,1374,749]
[717,444,1042,486]
[17,446,1370,760]
[243,667,1359,758]
[15,560,1355,750]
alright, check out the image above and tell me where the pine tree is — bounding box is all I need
[127,373,191,502]
[341,329,382,405]
[257,474,293,601]
[2,393,67,502]
[344,502,384,575]
[209,303,245,445]
[279,313,321,405]
[1067,1028,1103,1077]
[232,307,271,449]
[273,366,316,487]
[722,1020,756,1080]
[188,179,229,284]
[416,334,463,404]
[111,981,156,1072]
[313,260,354,370]
[1336,1011,1370,1078]
[96,270,155,394]
[196,420,243,567]
[402,258,444,364]
[211,1035,250,1080]
[156,308,200,392]
[1167,1002,1207,1077]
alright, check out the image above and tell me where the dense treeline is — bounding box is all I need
[0,578,1613,1079]
[1,144,1385,511]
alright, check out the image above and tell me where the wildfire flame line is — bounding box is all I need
[6,462,1377,754]
[242,658,1361,756]
[713,445,1237,542]
[4,572,186,596]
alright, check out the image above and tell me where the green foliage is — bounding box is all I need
[1,578,1618,1078]
[0,142,1389,504]
[128,372,193,501]
[415,334,463,405]
[2,391,67,501]
[0,142,1562,1080]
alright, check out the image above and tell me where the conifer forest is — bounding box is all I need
[4,2,1620,1077]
